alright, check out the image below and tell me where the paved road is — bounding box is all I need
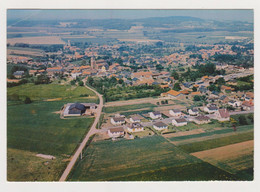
[229,110,254,115]
[59,84,103,182]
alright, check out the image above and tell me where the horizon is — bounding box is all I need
[7,9,253,23]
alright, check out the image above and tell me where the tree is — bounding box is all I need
[192,86,197,92]
[215,77,225,86]
[171,70,179,80]
[193,95,201,101]
[118,79,124,84]
[87,76,94,85]
[238,115,248,125]
[24,97,32,104]
[70,80,76,85]
[173,83,181,91]
[78,81,84,86]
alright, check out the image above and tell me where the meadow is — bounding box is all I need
[7,83,97,102]
[68,136,236,181]
[103,103,156,113]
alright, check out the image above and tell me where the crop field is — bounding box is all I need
[7,36,66,45]
[7,83,97,102]
[68,136,236,181]
[178,131,253,153]
[7,82,96,181]
[103,103,156,113]
[169,125,253,143]
[192,140,253,180]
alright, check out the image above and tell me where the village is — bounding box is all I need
[6,11,254,182]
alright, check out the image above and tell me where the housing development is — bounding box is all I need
[7,10,254,181]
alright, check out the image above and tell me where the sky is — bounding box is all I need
[7,9,253,22]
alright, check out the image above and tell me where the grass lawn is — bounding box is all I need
[7,83,97,101]
[103,103,156,113]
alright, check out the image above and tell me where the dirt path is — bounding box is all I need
[59,84,103,182]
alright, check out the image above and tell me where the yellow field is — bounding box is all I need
[191,140,254,173]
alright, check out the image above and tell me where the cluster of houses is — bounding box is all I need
[106,104,233,139]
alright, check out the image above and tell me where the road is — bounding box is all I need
[59,84,103,182]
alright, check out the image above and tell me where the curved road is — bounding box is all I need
[59,84,103,181]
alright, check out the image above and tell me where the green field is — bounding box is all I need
[68,136,236,181]
[8,101,94,155]
[7,83,98,181]
[169,125,253,142]
[7,83,97,102]
[7,148,67,181]
[103,103,156,113]
[178,131,253,153]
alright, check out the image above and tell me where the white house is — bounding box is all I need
[228,100,241,107]
[169,109,182,117]
[172,118,187,127]
[111,117,125,126]
[204,106,218,113]
[108,127,125,138]
[153,121,168,130]
[71,72,82,79]
[194,115,210,124]
[126,122,144,132]
[130,116,141,123]
[215,109,230,122]
[149,111,162,119]
[188,108,199,116]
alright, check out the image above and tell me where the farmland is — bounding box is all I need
[7,83,98,102]
[7,83,98,181]
[7,36,66,45]
[192,140,253,180]
[177,130,253,153]
[68,136,237,181]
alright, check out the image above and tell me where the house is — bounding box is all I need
[85,103,98,110]
[108,127,125,138]
[126,122,144,132]
[188,108,199,116]
[172,118,187,127]
[194,115,210,124]
[46,67,64,76]
[215,109,230,121]
[191,92,201,96]
[111,117,125,126]
[66,103,86,116]
[204,106,218,113]
[13,71,24,78]
[169,109,182,117]
[221,85,233,93]
[241,101,254,111]
[228,100,241,107]
[166,90,181,98]
[130,116,141,123]
[149,111,162,119]
[153,121,168,130]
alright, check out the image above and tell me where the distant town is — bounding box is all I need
[7,10,254,181]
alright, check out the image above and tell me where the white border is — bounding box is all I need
[1,1,259,192]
